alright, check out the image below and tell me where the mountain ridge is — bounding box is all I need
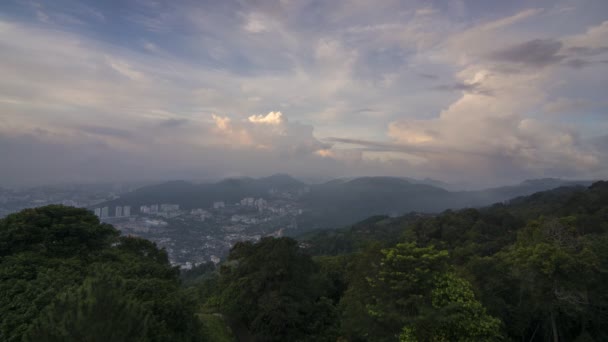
[98,175,593,230]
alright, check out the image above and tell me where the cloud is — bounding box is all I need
[381,66,602,182]
[159,118,189,128]
[106,57,145,81]
[564,58,593,69]
[212,111,330,156]
[79,125,133,139]
[243,12,270,33]
[591,134,608,152]
[326,137,430,153]
[567,46,608,56]
[439,8,544,66]
[543,98,595,114]
[0,2,607,186]
[478,8,544,31]
[489,39,565,68]
[432,81,492,95]
[419,73,438,79]
[415,7,437,17]
[248,111,285,125]
[563,21,608,51]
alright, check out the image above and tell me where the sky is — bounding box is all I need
[0,0,607,187]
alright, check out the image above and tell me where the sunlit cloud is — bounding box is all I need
[248,111,284,125]
[0,0,606,186]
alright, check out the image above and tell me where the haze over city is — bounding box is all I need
[1,0,607,187]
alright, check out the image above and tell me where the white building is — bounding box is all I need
[123,206,131,217]
[240,197,255,206]
[94,208,101,218]
[254,198,267,212]
[101,207,109,218]
[115,206,123,217]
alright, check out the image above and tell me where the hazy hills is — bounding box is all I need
[298,177,593,227]
[104,173,305,209]
[99,175,593,230]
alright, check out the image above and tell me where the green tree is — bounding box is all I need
[366,242,501,341]
[0,205,118,258]
[25,275,150,342]
[337,243,387,341]
[214,237,335,341]
[502,217,605,341]
[0,206,204,342]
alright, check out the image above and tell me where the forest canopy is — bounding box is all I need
[0,205,206,342]
[2,182,608,341]
[198,182,608,341]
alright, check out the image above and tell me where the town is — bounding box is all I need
[92,195,305,268]
[0,183,132,218]
[0,184,305,268]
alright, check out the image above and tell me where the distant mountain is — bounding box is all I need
[297,177,593,228]
[254,173,306,190]
[301,177,448,215]
[458,178,594,207]
[99,175,593,230]
[401,177,452,189]
[99,173,307,210]
[298,180,606,257]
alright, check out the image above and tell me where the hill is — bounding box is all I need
[186,181,608,341]
[298,181,601,256]
[298,176,592,228]
[0,205,227,341]
[97,175,592,231]
[102,173,306,210]
[3,182,607,341]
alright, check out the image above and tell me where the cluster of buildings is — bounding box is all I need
[139,203,181,218]
[205,197,303,222]
[190,208,213,221]
[93,205,131,219]
[93,196,304,267]
[93,203,183,220]
[239,197,268,212]
[139,204,159,214]
[0,185,124,219]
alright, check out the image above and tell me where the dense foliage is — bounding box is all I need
[191,182,608,341]
[0,205,209,341]
[2,182,607,341]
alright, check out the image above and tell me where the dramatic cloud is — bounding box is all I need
[212,111,330,155]
[0,0,607,186]
[489,39,565,68]
[248,111,285,125]
[563,21,608,51]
